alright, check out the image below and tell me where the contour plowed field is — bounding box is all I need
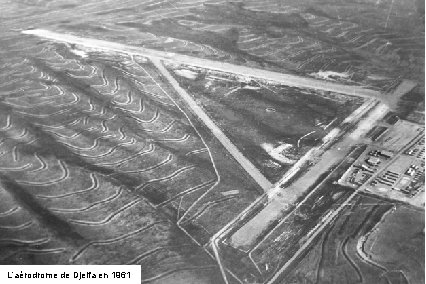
[0,38,225,283]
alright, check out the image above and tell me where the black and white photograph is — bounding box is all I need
[0,0,424,283]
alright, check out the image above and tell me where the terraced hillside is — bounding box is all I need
[0,1,423,284]
[0,36,236,283]
[3,0,424,86]
[2,0,423,125]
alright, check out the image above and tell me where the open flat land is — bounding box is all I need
[0,1,424,284]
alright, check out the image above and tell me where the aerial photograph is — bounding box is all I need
[0,0,424,283]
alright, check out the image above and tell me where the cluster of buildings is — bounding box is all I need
[338,118,424,205]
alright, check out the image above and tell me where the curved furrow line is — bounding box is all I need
[36,173,99,199]
[51,85,65,97]
[157,179,217,207]
[60,134,115,151]
[69,198,141,226]
[341,237,363,283]
[88,97,96,111]
[104,76,119,96]
[331,30,350,39]
[126,246,169,265]
[238,35,263,45]
[0,237,49,246]
[93,114,117,132]
[0,206,20,217]
[67,65,97,78]
[0,221,33,230]
[38,71,49,80]
[11,145,19,162]
[54,92,80,107]
[136,97,145,113]
[131,109,160,124]
[50,187,123,213]
[2,248,66,262]
[15,108,73,118]
[143,120,176,133]
[156,133,190,143]
[1,127,29,140]
[17,247,66,255]
[104,112,117,120]
[99,118,110,133]
[116,98,145,114]
[91,68,109,88]
[140,265,218,283]
[12,138,39,161]
[185,148,208,156]
[121,154,173,174]
[86,106,108,117]
[17,160,70,186]
[79,138,137,158]
[126,244,192,265]
[137,165,196,191]
[0,162,32,171]
[35,117,82,129]
[113,90,133,105]
[117,126,127,141]
[82,116,90,125]
[182,196,237,224]
[70,221,168,262]
[3,97,57,109]
[48,58,81,67]
[100,144,154,167]
[45,129,84,140]
[0,115,12,130]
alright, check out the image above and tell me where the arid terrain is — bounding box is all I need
[0,1,424,284]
